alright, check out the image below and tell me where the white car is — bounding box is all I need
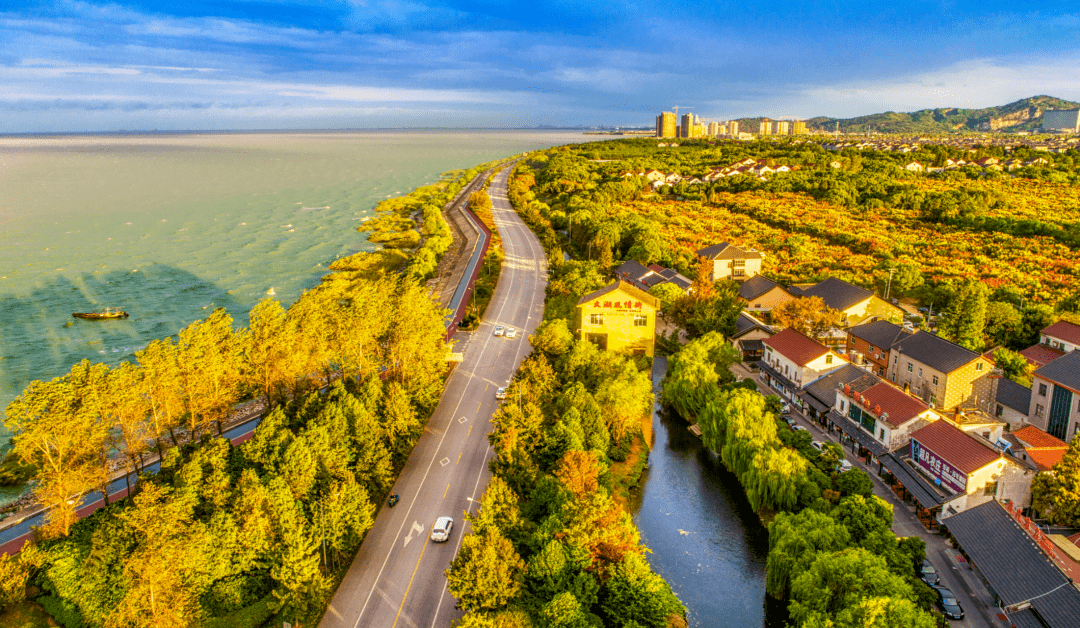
[810,441,825,452]
[506,327,517,339]
[495,387,507,400]
[493,325,504,336]
[837,459,854,473]
[430,516,454,542]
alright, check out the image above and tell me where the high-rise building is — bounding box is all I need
[656,112,677,138]
[681,113,695,139]
[717,124,728,136]
[776,120,791,135]
[1043,110,1080,133]
[759,120,772,135]
[793,120,808,135]
[729,121,739,136]
[708,121,720,136]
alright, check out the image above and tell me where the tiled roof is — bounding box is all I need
[1042,320,1080,345]
[1025,448,1067,472]
[576,281,660,309]
[995,377,1033,414]
[943,500,1080,624]
[801,363,869,409]
[909,420,1000,474]
[696,242,763,260]
[738,274,779,301]
[614,260,650,283]
[1020,344,1066,368]
[788,277,874,312]
[1014,425,1068,450]
[762,328,831,366]
[846,320,911,351]
[1034,349,1080,392]
[892,331,982,374]
[879,452,947,507]
[733,312,772,338]
[854,381,930,428]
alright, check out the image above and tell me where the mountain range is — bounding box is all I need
[737,95,1080,135]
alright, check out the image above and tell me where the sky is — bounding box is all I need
[2,0,1080,132]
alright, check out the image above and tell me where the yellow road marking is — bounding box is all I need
[391,532,429,628]
[443,482,450,499]
[467,425,473,436]
[484,383,489,391]
[456,451,462,465]
[477,401,482,412]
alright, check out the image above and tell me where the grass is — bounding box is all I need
[0,601,58,628]
[607,413,654,509]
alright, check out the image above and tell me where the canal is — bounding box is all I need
[631,356,786,628]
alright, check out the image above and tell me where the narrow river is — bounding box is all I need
[631,356,786,628]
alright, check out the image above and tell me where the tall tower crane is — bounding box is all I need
[673,106,693,119]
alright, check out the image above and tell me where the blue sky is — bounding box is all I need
[2,1,1080,132]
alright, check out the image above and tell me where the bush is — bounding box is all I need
[36,595,85,628]
[836,469,875,497]
[201,572,272,617]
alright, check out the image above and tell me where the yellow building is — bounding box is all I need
[793,120,808,135]
[577,281,660,357]
[729,121,739,135]
[656,112,677,138]
[759,120,772,135]
[776,120,791,135]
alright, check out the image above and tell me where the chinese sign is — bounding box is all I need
[592,299,644,311]
[910,438,967,494]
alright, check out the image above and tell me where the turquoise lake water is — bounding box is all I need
[0,130,589,452]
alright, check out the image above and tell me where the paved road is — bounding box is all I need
[319,165,547,628]
[732,363,1005,628]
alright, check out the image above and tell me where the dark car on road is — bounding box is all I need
[920,559,940,585]
[932,585,964,620]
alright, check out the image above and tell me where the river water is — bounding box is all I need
[0,130,589,459]
[632,356,786,627]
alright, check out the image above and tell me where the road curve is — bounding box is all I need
[319,163,547,628]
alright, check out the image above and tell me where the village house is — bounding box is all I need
[990,376,1032,429]
[788,277,904,327]
[576,281,660,357]
[761,328,847,402]
[613,260,691,294]
[887,331,995,411]
[1028,350,1080,442]
[845,320,912,378]
[1006,425,1068,474]
[730,311,775,363]
[737,274,794,314]
[696,242,763,282]
[836,372,941,453]
[904,161,924,172]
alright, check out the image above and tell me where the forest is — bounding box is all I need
[0,157,501,627]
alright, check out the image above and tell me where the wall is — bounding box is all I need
[578,290,657,357]
[743,286,793,313]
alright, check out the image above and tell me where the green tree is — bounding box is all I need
[830,495,893,543]
[175,308,243,437]
[788,548,914,625]
[648,282,686,315]
[767,509,851,599]
[772,296,845,340]
[984,301,1024,348]
[446,528,525,612]
[598,553,685,628]
[938,278,990,351]
[994,347,1034,387]
[244,298,300,405]
[1032,437,1080,526]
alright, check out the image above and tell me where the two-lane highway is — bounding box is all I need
[319,164,547,628]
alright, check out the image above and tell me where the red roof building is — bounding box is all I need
[761,328,846,397]
[1012,425,1069,472]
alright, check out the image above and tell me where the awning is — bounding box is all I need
[826,410,888,457]
[759,361,800,391]
[799,392,831,414]
[738,339,764,352]
[879,452,949,508]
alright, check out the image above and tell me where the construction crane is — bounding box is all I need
[673,105,693,119]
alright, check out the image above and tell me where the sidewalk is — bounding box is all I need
[732,362,1009,628]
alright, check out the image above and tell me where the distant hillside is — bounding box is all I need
[738,95,1080,135]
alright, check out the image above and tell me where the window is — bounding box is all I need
[930,394,936,407]
[918,367,923,377]
[995,404,1003,417]
[984,481,998,496]
[907,363,913,373]
[1036,404,1045,417]
[976,362,984,371]
[754,303,761,308]
[879,428,885,440]
[826,354,833,364]
[893,355,898,365]
[932,375,939,386]
[589,313,604,326]
[840,400,846,412]
[1038,383,1047,397]
[633,314,648,327]
[733,259,745,267]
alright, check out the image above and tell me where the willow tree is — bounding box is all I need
[767,510,851,599]
[5,367,107,537]
[176,308,243,437]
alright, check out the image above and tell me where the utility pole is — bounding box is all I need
[885,268,896,301]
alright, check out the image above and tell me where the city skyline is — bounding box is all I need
[3,1,1080,132]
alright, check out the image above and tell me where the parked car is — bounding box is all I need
[506,327,518,339]
[837,459,854,473]
[781,416,798,429]
[810,441,826,452]
[495,387,507,400]
[430,516,454,542]
[792,425,808,434]
[932,585,964,620]
[493,325,504,336]
[920,559,940,585]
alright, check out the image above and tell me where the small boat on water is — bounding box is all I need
[72,308,129,320]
